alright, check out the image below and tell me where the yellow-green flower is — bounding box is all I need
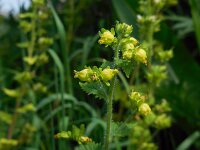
[101,67,118,81]
[138,103,151,116]
[115,22,133,37]
[129,91,145,105]
[134,48,147,64]
[74,68,93,82]
[154,114,172,129]
[123,49,133,60]
[98,29,115,46]
[129,37,139,46]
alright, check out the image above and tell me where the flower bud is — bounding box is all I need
[14,71,33,83]
[14,71,34,83]
[23,56,38,65]
[33,83,47,93]
[98,30,115,46]
[129,91,145,105]
[121,37,138,52]
[115,22,133,37]
[20,21,32,33]
[79,136,92,143]
[38,37,53,46]
[101,68,118,81]
[74,68,93,82]
[157,50,173,62]
[138,103,151,116]
[134,48,147,64]
[37,53,49,64]
[154,114,172,129]
[129,37,139,46]
[122,49,133,60]
[122,43,134,52]
[147,65,167,86]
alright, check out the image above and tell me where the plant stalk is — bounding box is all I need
[104,39,121,150]
[7,99,20,139]
[104,77,116,150]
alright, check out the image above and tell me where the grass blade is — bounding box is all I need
[48,1,73,94]
[189,0,200,52]
[111,0,138,36]
[176,131,200,150]
[48,49,65,130]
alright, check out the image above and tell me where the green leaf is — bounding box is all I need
[36,93,77,111]
[81,35,99,67]
[167,15,194,38]
[189,0,200,52]
[176,131,200,150]
[100,60,114,69]
[48,49,66,130]
[79,82,109,100]
[75,142,102,150]
[54,131,72,139]
[85,118,106,136]
[44,104,72,122]
[111,122,133,138]
[116,58,134,78]
[48,2,67,62]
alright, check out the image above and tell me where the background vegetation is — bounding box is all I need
[0,0,200,149]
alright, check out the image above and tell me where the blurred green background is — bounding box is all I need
[0,0,200,149]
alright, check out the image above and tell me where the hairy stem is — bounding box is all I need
[104,77,116,150]
[104,39,121,150]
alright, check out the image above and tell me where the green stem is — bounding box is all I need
[28,6,37,57]
[104,77,115,150]
[104,39,121,150]
[7,98,20,139]
[147,25,154,69]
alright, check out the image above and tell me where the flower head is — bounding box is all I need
[115,22,133,37]
[129,91,145,105]
[123,49,133,60]
[74,68,93,82]
[98,28,115,46]
[101,67,118,81]
[138,103,151,116]
[134,48,147,64]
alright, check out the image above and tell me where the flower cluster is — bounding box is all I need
[147,65,167,86]
[74,66,118,86]
[120,37,147,64]
[98,22,147,65]
[98,28,116,47]
[129,91,151,116]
